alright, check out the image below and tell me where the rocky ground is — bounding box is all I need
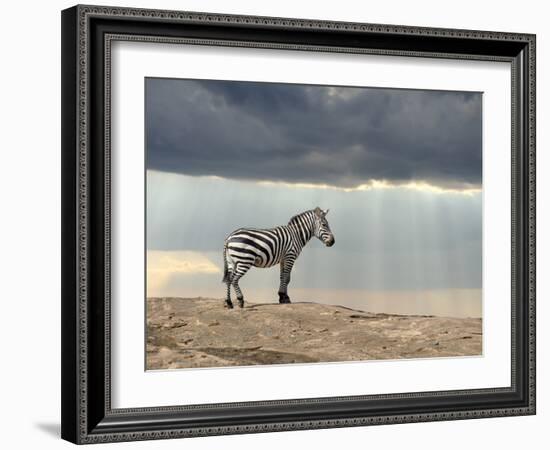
[146,297,482,370]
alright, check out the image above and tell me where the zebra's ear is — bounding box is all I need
[314,207,322,217]
[323,209,330,216]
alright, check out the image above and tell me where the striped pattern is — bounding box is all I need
[223,207,335,308]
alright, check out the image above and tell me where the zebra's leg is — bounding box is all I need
[232,275,245,308]
[278,258,295,304]
[232,263,252,308]
[223,249,233,308]
[224,274,233,309]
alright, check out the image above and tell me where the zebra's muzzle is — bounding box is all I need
[325,237,335,247]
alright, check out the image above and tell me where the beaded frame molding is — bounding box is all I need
[61,4,536,444]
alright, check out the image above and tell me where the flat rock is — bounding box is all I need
[146,298,482,370]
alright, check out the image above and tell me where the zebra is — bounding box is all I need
[222,207,335,308]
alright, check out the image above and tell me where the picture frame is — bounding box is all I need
[61,4,536,444]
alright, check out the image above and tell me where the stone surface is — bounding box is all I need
[146,297,482,370]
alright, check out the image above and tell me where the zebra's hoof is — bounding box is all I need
[224,301,234,309]
[237,298,244,308]
[278,293,291,304]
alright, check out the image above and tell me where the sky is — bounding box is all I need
[145,78,483,317]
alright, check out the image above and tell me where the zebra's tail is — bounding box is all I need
[222,242,229,283]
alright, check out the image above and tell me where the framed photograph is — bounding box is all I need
[61,5,536,444]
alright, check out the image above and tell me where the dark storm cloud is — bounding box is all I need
[146,78,482,189]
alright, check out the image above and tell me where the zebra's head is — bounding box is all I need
[313,207,335,247]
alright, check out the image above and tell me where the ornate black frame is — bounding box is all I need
[61,4,536,444]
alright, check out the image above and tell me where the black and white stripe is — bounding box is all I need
[222,207,335,308]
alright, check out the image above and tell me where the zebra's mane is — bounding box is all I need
[288,209,315,226]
